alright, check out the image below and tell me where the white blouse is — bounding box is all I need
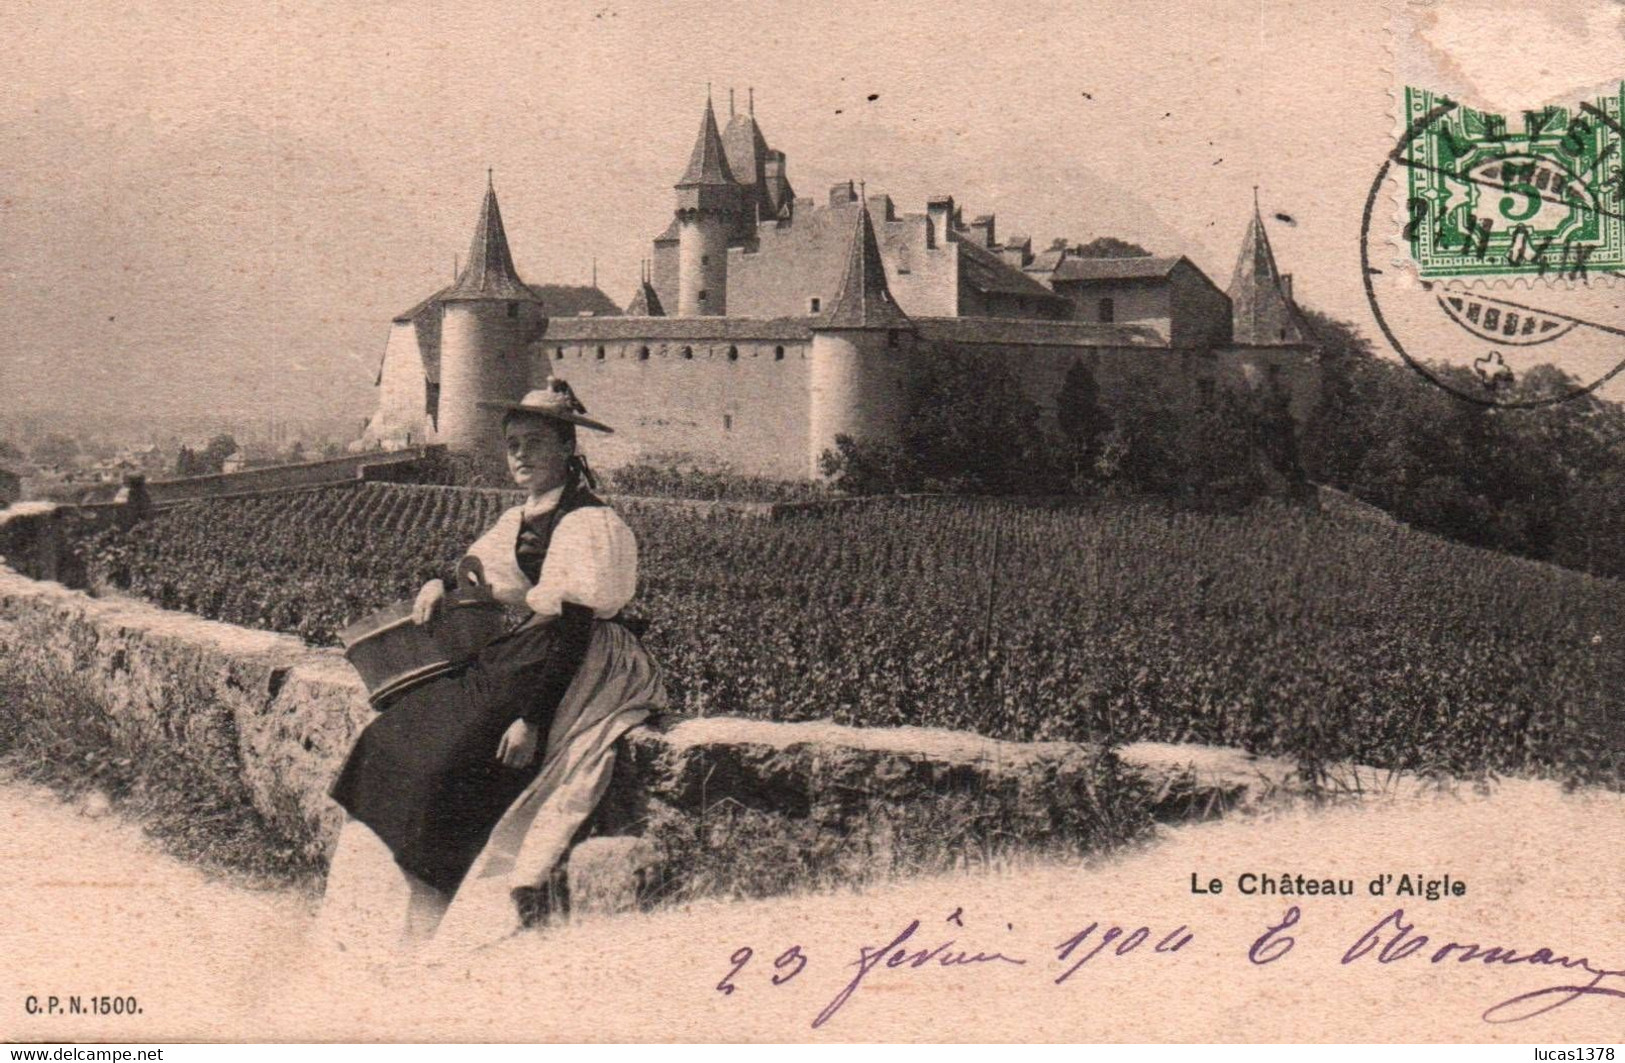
[460,486,638,619]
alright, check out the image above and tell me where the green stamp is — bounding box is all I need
[1402,85,1625,278]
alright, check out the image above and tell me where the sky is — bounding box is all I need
[1,0,1620,436]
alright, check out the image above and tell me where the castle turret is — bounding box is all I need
[1228,189,1310,345]
[674,95,742,316]
[436,174,545,463]
[808,192,915,478]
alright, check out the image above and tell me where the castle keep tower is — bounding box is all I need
[674,95,742,316]
[808,195,916,478]
[437,175,545,462]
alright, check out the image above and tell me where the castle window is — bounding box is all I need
[701,255,710,266]
[774,345,785,361]
[887,330,900,349]
[507,302,519,318]
[681,346,693,359]
[723,414,733,431]
[809,297,821,313]
[698,289,708,303]
[1098,298,1115,324]
[596,346,606,360]
[639,346,651,361]
[555,347,565,360]
[727,345,739,361]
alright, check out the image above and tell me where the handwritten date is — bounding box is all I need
[717,907,1622,1030]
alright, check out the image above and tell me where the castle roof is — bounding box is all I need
[394,283,621,324]
[677,97,737,188]
[957,238,1069,303]
[1049,255,1182,282]
[722,111,770,189]
[1228,196,1310,345]
[821,198,913,330]
[442,177,540,303]
[626,280,666,316]
[1023,247,1068,274]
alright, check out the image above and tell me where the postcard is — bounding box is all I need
[0,0,1620,1045]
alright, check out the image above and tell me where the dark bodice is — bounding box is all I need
[514,483,605,584]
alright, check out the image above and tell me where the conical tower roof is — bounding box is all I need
[676,96,737,188]
[1227,192,1308,345]
[821,196,912,330]
[443,174,540,303]
[723,110,769,188]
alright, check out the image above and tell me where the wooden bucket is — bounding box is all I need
[339,556,509,709]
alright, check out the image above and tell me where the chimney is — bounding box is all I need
[828,180,858,207]
[1281,273,1293,302]
[926,195,955,249]
[866,193,895,221]
[968,213,996,249]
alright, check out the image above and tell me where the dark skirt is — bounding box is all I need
[329,614,587,893]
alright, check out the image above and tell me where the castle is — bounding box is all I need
[362,93,1318,479]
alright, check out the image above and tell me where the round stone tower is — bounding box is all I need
[436,175,545,466]
[674,95,742,317]
[808,196,916,478]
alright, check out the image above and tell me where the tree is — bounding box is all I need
[1054,359,1113,490]
[820,342,1057,495]
[1073,237,1152,258]
[0,439,24,465]
[198,434,238,474]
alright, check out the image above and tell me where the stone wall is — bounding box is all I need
[0,566,1145,876]
[542,335,815,479]
[143,447,445,506]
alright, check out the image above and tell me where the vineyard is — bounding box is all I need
[77,483,1624,780]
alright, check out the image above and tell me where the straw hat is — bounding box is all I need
[478,378,613,433]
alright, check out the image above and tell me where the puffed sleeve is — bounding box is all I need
[524,506,638,618]
[460,506,531,608]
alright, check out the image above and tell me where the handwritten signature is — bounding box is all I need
[716,906,1623,1029]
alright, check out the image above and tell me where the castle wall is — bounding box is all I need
[652,240,679,317]
[539,334,813,480]
[727,208,958,318]
[1168,261,1235,349]
[364,320,431,446]
[1052,280,1172,335]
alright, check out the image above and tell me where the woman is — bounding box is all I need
[319,380,666,955]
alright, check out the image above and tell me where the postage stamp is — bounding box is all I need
[1400,85,1625,279]
[1364,79,1625,406]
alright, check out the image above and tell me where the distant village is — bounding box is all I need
[0,414,373,507]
